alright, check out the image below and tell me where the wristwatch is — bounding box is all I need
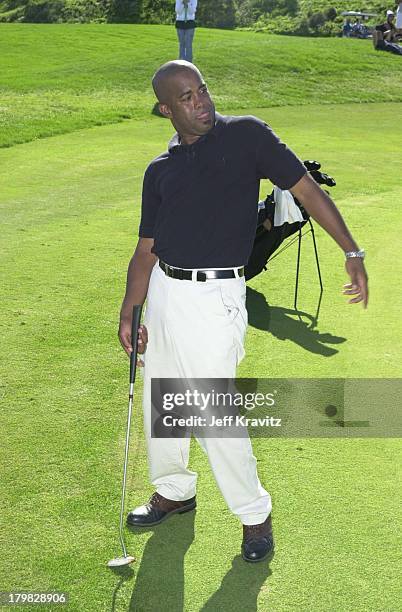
[345,249,365,259]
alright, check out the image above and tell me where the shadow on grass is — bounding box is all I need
[109,565,135,611]
[200,553,273,612]
[246,286,346,357]
[126,510,195,611]
[110,509,273,611]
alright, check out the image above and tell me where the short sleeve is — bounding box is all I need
[138,164,161,238]
[253,119,306,190]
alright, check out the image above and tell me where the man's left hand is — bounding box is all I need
[343,258,369,308]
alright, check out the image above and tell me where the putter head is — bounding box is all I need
[107,555,135,568]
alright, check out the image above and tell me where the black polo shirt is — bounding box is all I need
[139,112,306,268]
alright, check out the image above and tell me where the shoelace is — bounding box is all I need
[148,492,179,512]
[147,492,162,509]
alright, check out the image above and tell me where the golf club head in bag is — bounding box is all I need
[108,304,143,569]
[244,160,336,281]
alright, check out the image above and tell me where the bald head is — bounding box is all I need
[152,60,203,104]
[151,60,215,145]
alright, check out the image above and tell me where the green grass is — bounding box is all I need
[1,99,401,611]
[1,24,401,612]
[1,24,402,147]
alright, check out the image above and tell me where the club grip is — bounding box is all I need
[129,304,143,385]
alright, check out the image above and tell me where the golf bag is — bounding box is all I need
[245,161,336,281]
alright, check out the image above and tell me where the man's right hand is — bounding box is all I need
[118,238,156,364]
[118,319,148,365]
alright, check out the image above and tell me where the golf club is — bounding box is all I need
[108,304,143,568]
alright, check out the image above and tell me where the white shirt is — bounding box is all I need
[396,3,402,29]
[175,0,197,21]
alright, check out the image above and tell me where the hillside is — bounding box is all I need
[1,23,402,148]
[0,0,392,30]
[0,14,401,612]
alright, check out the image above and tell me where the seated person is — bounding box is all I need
[373,28,402,55]
[376,10,397,42]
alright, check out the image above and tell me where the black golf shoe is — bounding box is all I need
[241,515,274,563]
[126,492,196,527]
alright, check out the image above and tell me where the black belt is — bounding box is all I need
[159,260,245,282]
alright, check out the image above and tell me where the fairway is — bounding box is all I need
[1,23,402,147]
[1,23,401,612]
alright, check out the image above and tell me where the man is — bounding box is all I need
[373,18,402,55]
[175,0,197,63]
[397,3,402,31]
[118,61,368,563]
[373,29,402,54]
[376,10,397,42]
[342,18,353,37]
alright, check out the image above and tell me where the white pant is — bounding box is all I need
[142,261,271,525]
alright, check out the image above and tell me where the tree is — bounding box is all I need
[308,11,325,29]
[108,0,142,23]
[282,0,298,16]
[197,0,236,29]
[250,0,276,14]
[324,7,337,21]
[23,0,65,23]
[236,0,299,20]
[235,0,255,26]
[140,0,173,24]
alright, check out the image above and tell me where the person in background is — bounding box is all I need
[175,0,198,63]
[373,25,402,55]
[376,10,397,42]
[396,3,402,37]
[342,18,352,37]
[351,18,363,37]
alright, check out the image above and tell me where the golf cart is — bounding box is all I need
[341,10,377,38]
